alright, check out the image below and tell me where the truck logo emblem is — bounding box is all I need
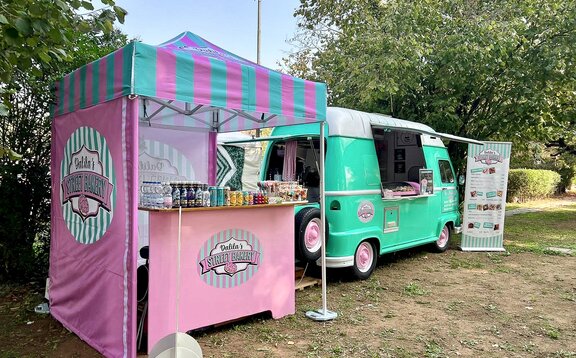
[357,201,375,223]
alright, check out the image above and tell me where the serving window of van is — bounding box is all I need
[265,138,325,202]
[372,128,427,197]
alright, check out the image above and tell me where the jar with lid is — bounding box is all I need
[162,182,173,209]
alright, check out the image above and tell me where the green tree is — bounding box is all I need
[285,0,576,170]
[0,0,126,111]
[0,29,128,282]
[0,0,127,81]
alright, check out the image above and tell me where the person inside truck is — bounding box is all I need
[302,165,320,202]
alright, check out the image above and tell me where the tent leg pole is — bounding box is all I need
[306,121,337,322]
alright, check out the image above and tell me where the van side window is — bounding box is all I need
[438,160,455,183]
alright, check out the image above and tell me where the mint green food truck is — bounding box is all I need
[258,107,482,279]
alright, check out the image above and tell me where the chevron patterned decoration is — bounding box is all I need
[216,145,245,190]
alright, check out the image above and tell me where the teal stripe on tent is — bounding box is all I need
[293,77,305,119]
[133,43,157,97]
[92,59,100,106]
[106,53,115,100]
[174,39,187,49]
[269,71,282,115]
[72,130,79,239]
[241,65,256,112]
[210,58,227,109]
[175,52,194,102]
[58,78,65,115]
[79,65,87,109]
[123,42,134,95]
[190,33,208,48]
[68,72,76,114]
[316,82,327,120]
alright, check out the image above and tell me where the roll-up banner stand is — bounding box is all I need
[461,142,512,251]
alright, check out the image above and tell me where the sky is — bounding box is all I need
[99,0,302,70]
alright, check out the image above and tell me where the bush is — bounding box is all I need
[507,169,561,202]
[556,164,576,193]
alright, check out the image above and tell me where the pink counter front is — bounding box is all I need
[144,204,297,352]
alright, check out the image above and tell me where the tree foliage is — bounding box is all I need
[0,0,126,112]
[0,28,128,282]
[0,0,127,81]
[285,0,576,168]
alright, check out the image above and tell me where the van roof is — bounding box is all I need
[264,107,482,147]
[327,107,445,146]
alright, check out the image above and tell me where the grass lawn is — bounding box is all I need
[504,203,576,254]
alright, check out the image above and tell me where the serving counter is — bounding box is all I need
[141,203,303,351]
[381,194,436,201]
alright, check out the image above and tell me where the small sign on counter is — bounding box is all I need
[419,169,434,195]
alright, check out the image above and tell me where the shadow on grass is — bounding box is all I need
[302,244,438,283]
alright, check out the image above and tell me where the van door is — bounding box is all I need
[437,159,458,213]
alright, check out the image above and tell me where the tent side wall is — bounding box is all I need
[50,97,139,357]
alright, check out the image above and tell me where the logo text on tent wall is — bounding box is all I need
[197,229,263,288]
[60,127,116,244]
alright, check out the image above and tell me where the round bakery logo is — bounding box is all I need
[357,200,375,223]
[60,127,116,244]
[198,229,262,288]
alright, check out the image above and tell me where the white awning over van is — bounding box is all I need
[434,132,484,145]
[223,108,484,146]
[223,134,314,145]
[326,108,484,146]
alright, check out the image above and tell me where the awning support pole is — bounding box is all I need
[306,121,337,322]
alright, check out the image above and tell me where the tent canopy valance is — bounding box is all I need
[53,31,327,132]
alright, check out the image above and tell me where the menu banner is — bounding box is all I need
[461,142,512,251]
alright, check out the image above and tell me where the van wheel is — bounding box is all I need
[351,241,377,280]
[295,207,325,262]
[432,225,450,252]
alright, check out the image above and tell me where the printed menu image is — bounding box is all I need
[462,142,512,251]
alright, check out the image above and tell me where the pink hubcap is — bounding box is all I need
[356,242,373,272]
[304,219,322,253]
[437,227,449,247]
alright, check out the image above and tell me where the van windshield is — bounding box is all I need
[265,138,322,202]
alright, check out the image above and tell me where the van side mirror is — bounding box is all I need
[458,174,466,185]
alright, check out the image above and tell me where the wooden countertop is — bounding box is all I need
[139,201,309,212]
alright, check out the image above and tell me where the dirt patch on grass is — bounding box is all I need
[2,248,574,357]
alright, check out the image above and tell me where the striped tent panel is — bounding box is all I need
[133,38,326,123]
[53,43,134,117]
[53,32,327,127]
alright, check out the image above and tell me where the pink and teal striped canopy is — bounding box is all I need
[53,31,327,131]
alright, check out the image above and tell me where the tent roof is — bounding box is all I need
[53,32,327,131]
